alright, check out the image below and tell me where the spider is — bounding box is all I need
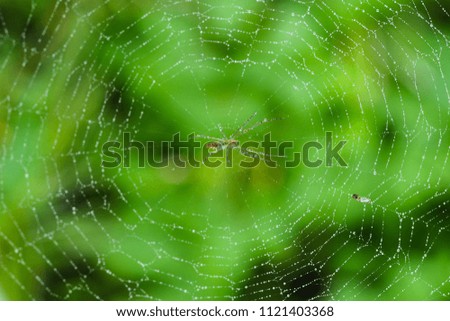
[195,111,283,166]
[352,194,371,203]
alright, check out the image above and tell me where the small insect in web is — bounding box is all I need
[195,111,284,166]
[352,194,371,203]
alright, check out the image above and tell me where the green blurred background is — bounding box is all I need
[0,0,449,300]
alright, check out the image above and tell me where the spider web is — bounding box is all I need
[0,0,449,300]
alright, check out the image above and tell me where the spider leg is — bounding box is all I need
[239,147,286,167]
[194,134,225,142]
[236,116,286,138]
[238,148,267,165]
[230,111,258,138]
[217,123,228,139]
[240,148,282,159]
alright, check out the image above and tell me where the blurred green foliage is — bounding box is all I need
[0,0,449,300]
